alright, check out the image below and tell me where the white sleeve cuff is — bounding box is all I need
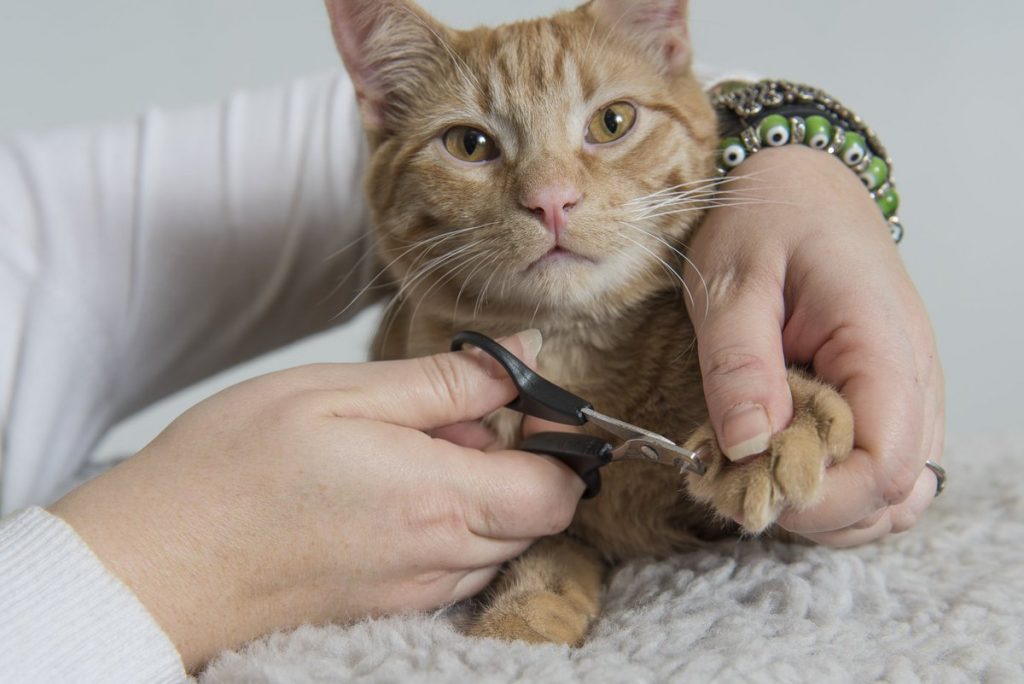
[0,507,187,683]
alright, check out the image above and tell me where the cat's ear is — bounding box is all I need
[324,0,447,132]
[586,0,692,73]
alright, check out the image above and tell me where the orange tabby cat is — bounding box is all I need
[325,0,854,645]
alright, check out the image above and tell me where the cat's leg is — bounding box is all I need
[683,368,855,534]
[467,535,606,646]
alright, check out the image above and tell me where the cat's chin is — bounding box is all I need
[525,246,596,273]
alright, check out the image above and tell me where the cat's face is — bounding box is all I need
[327,0,717,322]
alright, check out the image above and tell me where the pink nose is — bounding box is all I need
[522,186,581,237]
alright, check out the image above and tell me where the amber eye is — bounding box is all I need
[587,102,637,144]
[443,126,500,163]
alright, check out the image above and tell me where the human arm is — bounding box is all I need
[0,71,378,512]
[684,144,944,546]
[40,331,582,673]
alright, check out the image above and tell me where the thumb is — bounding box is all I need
[334,329,544,431]
[696,285,793,462]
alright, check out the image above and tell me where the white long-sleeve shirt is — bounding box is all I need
[0,70,375,682]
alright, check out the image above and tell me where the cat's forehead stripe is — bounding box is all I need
[645,102,699,141]
[461,21,593,131]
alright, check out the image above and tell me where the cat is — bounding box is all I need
[324,0,854,646]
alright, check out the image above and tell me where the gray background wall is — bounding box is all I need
[0,1,1018,458]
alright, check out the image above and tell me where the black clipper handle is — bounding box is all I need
[451,331,591,425]
[519,432,613,499]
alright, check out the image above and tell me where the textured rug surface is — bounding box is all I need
[202,435,1024,683]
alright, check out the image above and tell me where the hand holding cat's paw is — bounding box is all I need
[684,369,854,534]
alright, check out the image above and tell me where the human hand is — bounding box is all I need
[684,145,944,547]
[49,330,583,672]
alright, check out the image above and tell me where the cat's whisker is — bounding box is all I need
[527,296,544,330]
[621,174,750,207]
[453,247,503,320]
[379,241,489,351]
[331,221,500,319]
[618,231,694,311]
[393,221,501,247]
[399,6,486,99]
[628,193,772,221]
[609,242,662,292]
[622,170,771,208]
[472,253,508,321]
[327,233,456,318]
[587,6,637,73]
[316,235,383,310]
[320,231,374,264]
[633,199,785,223]
[405,248,496,350]
[395,242,479,304]
[635,186,771,204]
[381,246,477,331]
[626,185,767,214]
[633,185,777,205]
[581,17,600,65]
[618,221,710,319]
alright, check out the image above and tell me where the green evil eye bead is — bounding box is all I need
[840,132,868,167]
[876,188,900,218]
[758,114,791,147]
[804,115,833,150]
[859,156,890,190]
[719,137,747,169]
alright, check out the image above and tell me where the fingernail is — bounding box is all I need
[514,329,544,366]
[722,403,772,462]
[479,330,544,379]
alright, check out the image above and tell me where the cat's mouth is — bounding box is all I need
[525,246,596,272]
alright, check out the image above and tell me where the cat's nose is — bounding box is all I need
[522,186,581,237]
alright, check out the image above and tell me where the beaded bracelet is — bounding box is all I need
[711,80,903,243]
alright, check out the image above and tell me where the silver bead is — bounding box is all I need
[827,127,847,156]
[789,117,807,145]
[740,126,762,154]
[889,217,904,243]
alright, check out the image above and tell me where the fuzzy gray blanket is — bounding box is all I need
[202,435,1024,683]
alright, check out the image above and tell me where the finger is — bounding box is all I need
[324,329,543,431]
[905,357,946,530]
[799,509,893,548]
[521,416,585,439]
[450,566,502,603]
[778,357,925,534]
[454,446,585,541]
[850,506,887,530]
[809,461,939,548]
[890,461,943,533]
[693,272,794,462]
[429,421,500,451]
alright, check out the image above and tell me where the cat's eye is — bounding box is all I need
[443,126,500,163]
[586,102,637,144]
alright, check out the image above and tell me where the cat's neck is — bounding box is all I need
[413,288,688,386]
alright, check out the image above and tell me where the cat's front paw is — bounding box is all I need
[684,369,854,534]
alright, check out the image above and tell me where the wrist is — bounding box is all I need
[709,144,892,243]
[711,79,903,243]
[49,447,248,672]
